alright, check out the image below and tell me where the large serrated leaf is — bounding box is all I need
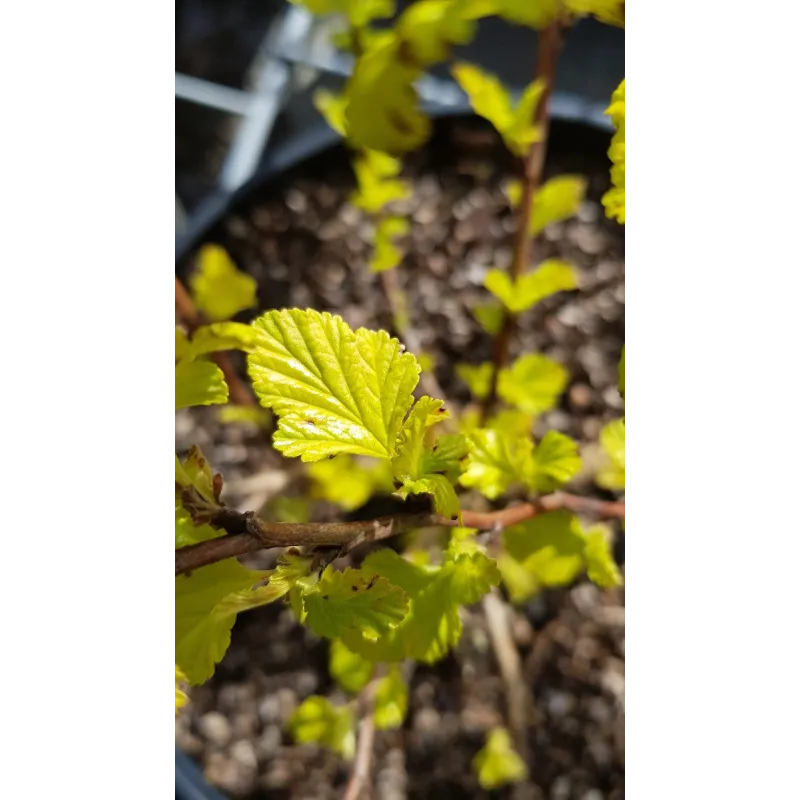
[248,309,420,461]
[596,418,625,491]
[532,431,582,492]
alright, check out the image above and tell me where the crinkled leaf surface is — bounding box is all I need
[303,566,409,641]
[248,309,420,461]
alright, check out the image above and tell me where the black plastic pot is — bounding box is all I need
[175,17,623,800]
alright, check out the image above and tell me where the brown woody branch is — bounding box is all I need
[175,275,257,408]
[175,492,624,576]
[481,22,564,423]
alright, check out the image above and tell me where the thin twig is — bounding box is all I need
[175,275,257,408]
[343,674,381,800]
[175,492,624,575]
[481,22,564,423]
[483,590,530,762]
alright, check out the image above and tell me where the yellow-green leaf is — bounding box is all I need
[473,727,528,790]
[398,473,460,519]
[374,666,408,730]
[329,640,373,694]
[583,525,623,588]
[313,88,349,137]
[484,260,578,313]
[176,666,188,714]
[456,362,494,401]
[498,353,568,415]
[596,418,624,491]
[175,358,228,410]
[505,78,546,155]
[472,301,505,335]
[216,405,272,430]
[451,61,515,140]
[392,397,448,483]
[459,428,534,500]
[602,79,625,224]
[344,33,430,155]
[182,322,257,361]
[529,176,588,234]
[419,433,471,479]
[303,566,409,640]
[307,455,394,512]
[189,244,257,322]
[351,151,410,214]
[288,696,356,759]
[370,216,409,273]
[396,0,477,67]
[248,309,420,461]
[531,431,582,492]
[176,327,190,361]
[175,559,261,684]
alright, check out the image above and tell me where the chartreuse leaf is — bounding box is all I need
[329,640,373,694]
[583,524,623,588]
[498,353,568,415]
[498,510,622,603]
[420,434,471,479]
[459,428,534,500]
[346,549,500,664]
[351,150,410,214]
[175,501,220,548]
[565,0,625,27]
[484,260,578,313]
[175,358,228,410]
[264,551,315,600]
[216,405,272,430]
[396,0,477,66]
[345,33,429,155]
[391,398,465,517]
[307,456,394,512]
[175,559,262,685]
[248,309,420,461]
[176,327,190,361]
[182,322,257,361]
[489,0,560,28]
[370,216,409,273]
[451,62,544,156]
[602,79,625,223]
[302,566,409,641]
[176,666,188,714]
[506,175,588,234]
[596,418,624,491]
[374,666,408,730]
[531,431,582,492]
[189,244,257,322]
[313,88,349,136]
[473,727,528,790]
[456,363,494,400]
[289,696,356,759]
[177,445,218,503]
[472,301,504,335]
[291,0,395,27]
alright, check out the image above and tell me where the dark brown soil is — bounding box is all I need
[176,117,624,800]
